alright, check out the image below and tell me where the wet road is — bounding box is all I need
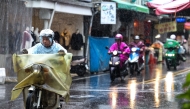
[0,61,190,109]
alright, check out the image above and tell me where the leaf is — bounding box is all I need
[182,103,190,109]
[183,73,190,88]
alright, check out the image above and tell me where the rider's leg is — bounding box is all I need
[137,55,144,74]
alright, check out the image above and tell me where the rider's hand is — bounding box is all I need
[123,52,126,54]
[58,50,65,55]
[22,49,28,54]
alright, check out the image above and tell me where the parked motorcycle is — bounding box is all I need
[106,46,128,82]
[128,47,144,76]
[11,53,72,109]
[70,56,88,76]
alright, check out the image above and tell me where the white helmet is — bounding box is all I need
[134,35,140,39]
[170,34,176,40]
[39,29,54,45]
[155,34,161,38]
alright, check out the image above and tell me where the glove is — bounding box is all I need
[58,50,65,55]
[22,49,28,54]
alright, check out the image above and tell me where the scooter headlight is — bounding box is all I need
[115,61,120,65]
[32,64,41,73]
[131,48,137,52]
[113,51,118,55]
[166,54,175,57]
[109,61,112,65]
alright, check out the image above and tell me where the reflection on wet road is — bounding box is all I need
[64,62,190,109]
[0,62,190,109]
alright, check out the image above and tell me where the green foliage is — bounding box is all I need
[177,73,190,109]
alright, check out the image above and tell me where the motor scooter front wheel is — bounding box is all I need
[26,92,38,109]
[110,67,116,82]
[165,59,170,70]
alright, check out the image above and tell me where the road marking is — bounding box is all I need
[72,73,108,81]
[138,68,190,84]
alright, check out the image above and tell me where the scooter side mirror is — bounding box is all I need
[22,49,28,54]
[105,46,109,49]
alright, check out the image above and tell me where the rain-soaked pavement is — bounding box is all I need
[0,60,190,109]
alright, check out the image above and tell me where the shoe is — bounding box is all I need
[137,71,140,76]
[121,77,125,82]
[182,57,186,62]
[123,71,128,77]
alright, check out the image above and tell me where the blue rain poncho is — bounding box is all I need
[28,41,67,54]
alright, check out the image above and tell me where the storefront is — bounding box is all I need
[25,0,93,56]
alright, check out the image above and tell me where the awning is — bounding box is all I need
[112,0,149,14]
[155,0,190,15]
[24,0,92,16]
[147,0,173,8]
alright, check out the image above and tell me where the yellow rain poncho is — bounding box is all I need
[11,53,72,102]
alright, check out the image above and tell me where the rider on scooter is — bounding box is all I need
[16,29,71,108]
[23,29,67,54]
[129,35,145,74]
[164,34,186,62]
[108,34,130,68]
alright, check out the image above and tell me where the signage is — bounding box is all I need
[156,21,177,34]
[184,22,190,30]
[176,17,186,23]
[101,2,116,24]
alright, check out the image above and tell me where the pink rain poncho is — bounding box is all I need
[109,42,130,68]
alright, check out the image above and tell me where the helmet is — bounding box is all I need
[39,29,54,45]
[170,34,176,40]
[115,34,123,41]
[134,35,140,40]
[155,34,161,39]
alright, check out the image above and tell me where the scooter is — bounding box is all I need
[106,47,128,82]
[164,47,179,70]
[128,47,144,76]
[11,53,72,109]
[164,38,186,70]
[70,56,88,76]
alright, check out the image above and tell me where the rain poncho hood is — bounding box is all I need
[164,38,180,48]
